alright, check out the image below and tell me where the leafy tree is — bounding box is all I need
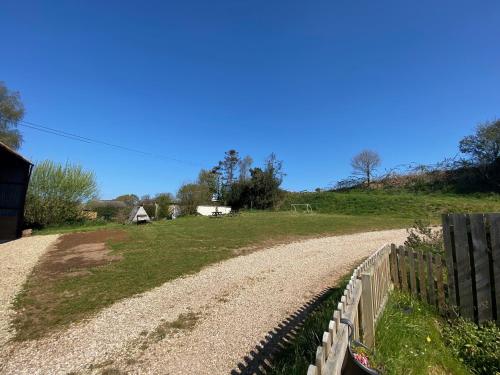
[197,169,218,198]
[351,150,381,187]
[459,119,500,165]
[115,194,139,206]
[177,183,210,215]
[0,81,24,150]
[154,192,175,218]
[25,160,98,227]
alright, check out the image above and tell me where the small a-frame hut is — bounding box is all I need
[128,205,151,224]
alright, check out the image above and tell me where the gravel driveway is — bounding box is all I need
[0,235,59,347]
[0,229,408,374]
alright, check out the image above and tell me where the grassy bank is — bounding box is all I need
[284,190,500,219]
[375,292,469,374]
[14,212,411,340]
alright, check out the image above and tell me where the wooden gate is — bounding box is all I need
[442,213,500,323]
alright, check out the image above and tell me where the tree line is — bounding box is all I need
[177,150,284,214]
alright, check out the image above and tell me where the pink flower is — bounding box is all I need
[354,353,370,367]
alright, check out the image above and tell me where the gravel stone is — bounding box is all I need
[0,235,59,347]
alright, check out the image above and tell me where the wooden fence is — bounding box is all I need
[389,244,447,312]
[442,213,500,323]
[307,244,392,375]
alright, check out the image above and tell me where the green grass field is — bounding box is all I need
[14,211,412,340]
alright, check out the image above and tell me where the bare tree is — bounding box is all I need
[351,150,381,187]
[238,155,253,181]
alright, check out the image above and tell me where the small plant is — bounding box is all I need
[404,220,443,253]
[442,317,500,375]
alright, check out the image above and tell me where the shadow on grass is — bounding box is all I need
[231,280,348,375]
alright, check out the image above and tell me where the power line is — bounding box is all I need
[18,120,204,167]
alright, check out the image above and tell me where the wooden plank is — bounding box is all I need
[417,250,427,302]
[322,331,332,359]
[442,214,457,306]
[435,254,446,312]
[398,246,408,292]
[487,213,500,323]
[315,346,324,373]
[409,249,418,297]
[324,280,362,375]
[470,214,493,322]
[360,271,375,348]
[452,213,475,320]
[427,253,436,306]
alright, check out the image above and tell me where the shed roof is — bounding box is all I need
[0,141,33,165]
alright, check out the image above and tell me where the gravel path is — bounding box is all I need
[0,229,408,375]
[0,235,59,347]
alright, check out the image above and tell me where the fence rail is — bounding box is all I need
[307,244,392,375]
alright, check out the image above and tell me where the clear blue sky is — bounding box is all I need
[2,1,499,198]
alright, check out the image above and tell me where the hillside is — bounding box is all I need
[282,190,500,219]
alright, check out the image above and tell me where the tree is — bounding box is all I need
[227,153,285,210]
[351,150,381,187]
[239,155,253,181]
[177,183,210,215]
[0,82,24,150]
[219,149,240,186]
[154,192,175,219]
[459,120,500,165]
[115,194,139,206]
[24,160,98,227]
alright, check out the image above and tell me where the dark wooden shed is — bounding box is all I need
[0,141,33,242]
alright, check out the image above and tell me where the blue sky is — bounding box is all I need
[1,1,499,198]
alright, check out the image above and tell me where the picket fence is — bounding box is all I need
[389,244,447,312]
[306,244,392,375]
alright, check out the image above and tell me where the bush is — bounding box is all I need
[404,220,444,253]
[443,317,500,375]
[24,160,98,228]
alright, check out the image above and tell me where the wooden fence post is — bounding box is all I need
[390,244,399,287]
[398,246,408,292]
[442,214,457,307]
[452,214,475,320]
[417,250,427,302]
[488,213,500,324]
[427,253,436,307]
[409,249,417,297]
[360,271,375,348]
[435,255,446,312]
[470,214,494,322]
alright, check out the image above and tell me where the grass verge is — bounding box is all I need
[374,291,469,375]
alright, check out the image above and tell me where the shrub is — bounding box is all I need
[442,317,500,375]
[404,220,443,253]
[24,160,98,227]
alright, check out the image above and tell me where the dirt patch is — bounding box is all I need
[11,230,128,341]
[40,230,127,278]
